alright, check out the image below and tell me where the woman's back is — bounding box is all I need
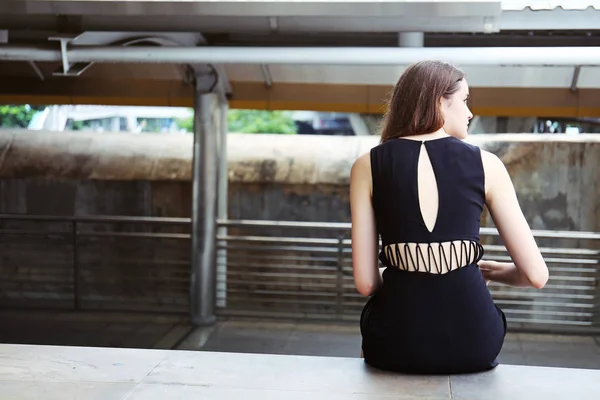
[371,136,485,272]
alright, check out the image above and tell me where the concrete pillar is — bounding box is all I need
[348,113,371,136]
[126,116,137,132]
[496,116,508,133]
[190,89,222,326]
[398,32,424,48]
[111,116,120,132]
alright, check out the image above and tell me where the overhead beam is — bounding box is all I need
[6,31,234,96]
[2,45,600,66]
[0,1,502,18]
[1,2,599,33]
[2,78,600,118]
[48,35,93,76]
[0,15,501,34]
[0,1,501,34]
[398,32,424,48]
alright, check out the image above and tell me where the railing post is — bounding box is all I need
[216,92,229,309]
[336,235,345,318]
[72,220,80,310]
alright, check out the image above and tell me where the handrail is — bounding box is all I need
[1,214,598,240]
[0,214,190,225]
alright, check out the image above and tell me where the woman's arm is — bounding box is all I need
[481,150,549,289]
[479,260,532,287]
[350,153,381,296]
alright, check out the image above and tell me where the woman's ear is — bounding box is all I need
[439,97,447,114]
[438,96,446,111]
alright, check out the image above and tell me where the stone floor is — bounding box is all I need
[2,343,600,399]
[178,318,600,370]
[1,311,600,371]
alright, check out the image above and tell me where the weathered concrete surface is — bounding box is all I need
[0,129,193,181]
[476,134,599,234]
[1,342,600,400]
[0,129,358,185]
[0,129,598,233]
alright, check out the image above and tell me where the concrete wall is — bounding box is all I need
[0,129,598,231]
[0,129,598,320]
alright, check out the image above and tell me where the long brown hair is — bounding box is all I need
[380,61,465,143]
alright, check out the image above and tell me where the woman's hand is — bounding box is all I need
[478,259,504,285]
[478,259,534,288]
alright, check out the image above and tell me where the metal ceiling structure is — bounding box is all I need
[0,1,599,116]
[0,1,504,33]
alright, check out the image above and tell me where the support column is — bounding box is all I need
[111,116,120,132]
[496,116,508,133]
[398,32,424,48]
[190,88,221,326]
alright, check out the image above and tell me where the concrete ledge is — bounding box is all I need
[0,344,598,399]
[0,129,598,184]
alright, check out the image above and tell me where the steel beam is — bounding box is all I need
[2,45,600,66]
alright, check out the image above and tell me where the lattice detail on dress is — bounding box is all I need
[382,240,484,274]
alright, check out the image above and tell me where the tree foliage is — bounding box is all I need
[228,109,297,134]
[176,115,194,133]
[177,109,297,134]
[2,105,299,134]
[0,105,44,128]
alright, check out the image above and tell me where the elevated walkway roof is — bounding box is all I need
[0,1,599,115]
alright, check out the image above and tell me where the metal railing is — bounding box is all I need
[215,219,600,333]
[0,214,191,313]
[0,214,598,333]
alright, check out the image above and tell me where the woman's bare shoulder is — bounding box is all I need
[351,151,372,173]
[480,149,504,169]
[480,149,510,197]
[480,149,510,178]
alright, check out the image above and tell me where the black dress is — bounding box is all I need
[360,136,506,374]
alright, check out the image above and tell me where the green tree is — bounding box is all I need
[176,113,194,133]
[228,109,297,134]
[0,105,44,128]
[176,109,297,134]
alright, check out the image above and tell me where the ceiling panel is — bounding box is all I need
[576,67,600,89]
[461,66,576,88]
[0,1,503,33]
[225,64,579,88]
[0,1,502,17]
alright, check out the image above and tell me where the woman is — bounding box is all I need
[350,60,549,374]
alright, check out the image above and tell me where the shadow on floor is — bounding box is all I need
[0,310,192,350]
[178,317,600,370]
[2,311,600,371]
